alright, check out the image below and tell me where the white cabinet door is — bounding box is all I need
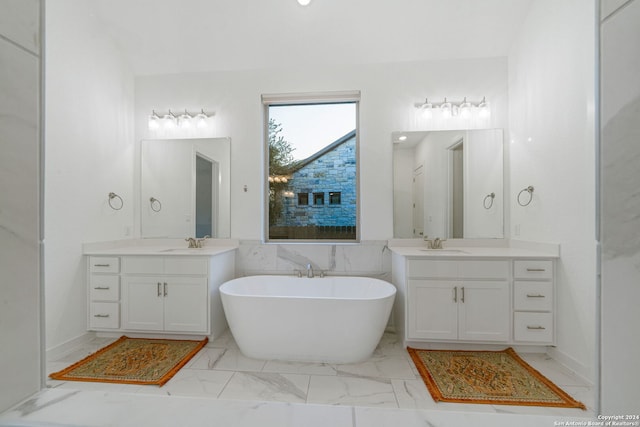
[407,280,458,340]
[458,281,509,342]
[164,277,208,333]
[122,276,164,331]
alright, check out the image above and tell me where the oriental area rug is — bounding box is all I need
[50,336,208,386]
[407,347,586,409]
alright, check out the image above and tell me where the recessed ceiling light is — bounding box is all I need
[297,0,311,6]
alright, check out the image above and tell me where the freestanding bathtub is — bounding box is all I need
[219,275,396,363]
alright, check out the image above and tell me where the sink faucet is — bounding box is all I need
[306,263,314,278]
[424,236,446,249]
[196,235,210,248]
[185,237,197,248]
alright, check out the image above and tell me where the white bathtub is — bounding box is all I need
[219,275,396,363]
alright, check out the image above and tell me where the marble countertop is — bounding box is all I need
[82,238,239,256]
[388,246,558,259]
[387,239,560,259]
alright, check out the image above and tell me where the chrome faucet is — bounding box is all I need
[185,237,198,248]
[306,263,314,278]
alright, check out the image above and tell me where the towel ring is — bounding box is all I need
[483,192,495,209]
[517,186,535,207]
[150,197,162,212]
[108,192,123,210]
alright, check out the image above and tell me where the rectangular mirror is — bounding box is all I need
[393,129,503,239]
[141,138,231,238]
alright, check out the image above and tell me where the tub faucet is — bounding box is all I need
[306,263,314,278]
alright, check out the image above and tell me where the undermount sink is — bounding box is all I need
[419,249,469,254]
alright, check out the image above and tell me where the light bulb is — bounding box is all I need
[478,97,490,118]
[179,110,192,129]
[148,110,160,130]
[459,97,471,119]
[421,99,433,119]
[196,109,208,129]
[441,98,452,119]
[163,110,176,129]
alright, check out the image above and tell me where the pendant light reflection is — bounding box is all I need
[421,98,433,119]
[459,97,471,119]
[179,110,192,129]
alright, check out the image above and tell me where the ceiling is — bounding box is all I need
[91,0,533,76]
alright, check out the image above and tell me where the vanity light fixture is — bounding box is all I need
[414,97,491,120]
[147,108,213,131]
[297,0,311,5]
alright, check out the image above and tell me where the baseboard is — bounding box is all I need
[547,346,594,386]
[46,332,95,361]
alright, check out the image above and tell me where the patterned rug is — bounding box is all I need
[407,347,586,409]
[50,336,208,386]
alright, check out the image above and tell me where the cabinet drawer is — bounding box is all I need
[514,260,553,279]
[165,257,208,275]
[407,260,457,278]
[89,302,120,329]
[122,256,164,274]
[89,275,120,301]
[514,312,553,343]
[459,261,508,279]
[89,257,120,273]
[514,281,552,311]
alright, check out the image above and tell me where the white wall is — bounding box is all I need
[45,0,135,351]
[508,0,597,381]
[0,0,42,411]
[134,58,509,242]
[600,0,640,413]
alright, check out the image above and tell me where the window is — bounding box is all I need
[329,192,341,205]
[263,91,360,241]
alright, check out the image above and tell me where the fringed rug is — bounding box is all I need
[50,336,207,386]
[407,347,586,409]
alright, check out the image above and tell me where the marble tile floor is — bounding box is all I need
[0,331,596,427]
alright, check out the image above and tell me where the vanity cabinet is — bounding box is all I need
[406,260,510,342]
[86,250,235,337]
[391,250,556,347]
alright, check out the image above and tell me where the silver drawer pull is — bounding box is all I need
[94,286,110,290]
[526,268,546,272]
[157,282,162,297]
[526,294,545,298]
[94,314,110,318]
[94,264,111,267]
[164,282,168,297]
[527,325,546,330]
